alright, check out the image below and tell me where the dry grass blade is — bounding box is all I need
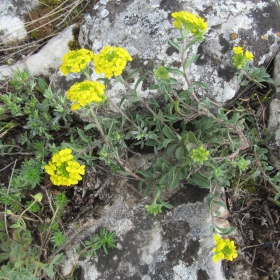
[0,0,93,65]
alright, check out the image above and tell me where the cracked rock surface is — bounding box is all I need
[78,0,280,104]
[62,184,225,280]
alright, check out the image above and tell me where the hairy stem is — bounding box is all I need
[108,98,137,127]
[89,106,144,182]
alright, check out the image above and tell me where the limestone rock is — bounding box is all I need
[0,0,39,45]
[267,51,280,169]
[0,26,74,78]
[78,0,280,105]
[61,184,225,280]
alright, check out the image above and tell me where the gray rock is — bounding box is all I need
[0,0,39,45]
[267,51,280,169]
[0,26,74,78]
[78,0,280,105]
[61,184,225,280]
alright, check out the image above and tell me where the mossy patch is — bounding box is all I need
[24,0,83,41]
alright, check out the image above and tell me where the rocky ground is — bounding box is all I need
[1,0,280,279]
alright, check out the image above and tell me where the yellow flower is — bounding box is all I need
[233,46,244,54]
[190,146,209,165]
[59,49,94,75]
[245,50,254,61]
[171,11,207,37]
[66,80,106,110]
[93,46,132,78]
[232,46,254,69]
[45,148,85,186]
[212,234,238,262]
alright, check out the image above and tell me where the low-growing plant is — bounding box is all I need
[52,9,277,238]
[0,192,64,279]
[83,228,117,257]
[67,228,117,279]
[0,8,279,275]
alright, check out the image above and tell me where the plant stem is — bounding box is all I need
[181,40,201,103]
[210,184,218,232]
[108,98,137,127]
[119,76,179,135]
[89,105,144,182]
[89,106,110,146]
[4,159,17,238]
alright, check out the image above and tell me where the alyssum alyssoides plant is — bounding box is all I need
[46,10,277,263]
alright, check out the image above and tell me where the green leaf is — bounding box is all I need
[162,161,170,173]
[188,174,210,189]
[136,170,154,179]
[50,253,64,265]
[158,199,173,209]
[167,166,176,182]
[37,78,49,93]
[45,266,55,279]
[205,125,218,135]
[145,139,159,146]
[181,131,199,145]
[215,225,236,236]
[125,67,142,81]
[168,39,181,52]
[201,119,213,130]
[134,73,147,91]
[157,138,174,150]
[10,223,20,229]
[209,136,224,144]
[148,133,158,140]
[162,126,177,140]
[169,173,180,189]
[158,173,169,185]
[0,252,9,261]
[207,192,219,211]
[77,128,90,144]
[183,54,199,70]
[214,210,221,218]
[213,200,227,209]
[240,80,249,86]
[84,123,97,130]
[256,147,268,154]
[268,197,280,208]
[149,84,160,90]
[167,143,178,157]
[175,146,184,161]
[165,66,185,77]
[193,81,207,89]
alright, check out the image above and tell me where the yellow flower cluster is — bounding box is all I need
[171,11,207,36]
[59,49,94,75]
[212,234,238,262]
[45,148,85,186]
[190,146,209,165]
[93,46,132,78]
[66,80,106,110]
[232,46,254,69]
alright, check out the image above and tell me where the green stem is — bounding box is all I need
[89,105,144,182]
[89,106,110,146]
[119,76,179,135]
[81,66,92,81]
[210,184,218,233]
[181,39,201,103]
[242,69,264,88]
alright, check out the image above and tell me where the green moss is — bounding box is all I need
[68,40,81,51]
[40,0,63,8]
[67,26,81,51]
[242,180,257,194]
[24,1,83,41]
